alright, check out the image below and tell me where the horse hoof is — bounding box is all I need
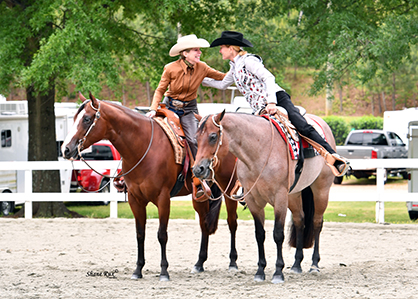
[271,275,285,284]
[159,275,170,282]
[290,266,302,274]
[254,274,265,282]
[131,273,142,280]
[309,266,320,275]
[191,266,204,273]
[228,265,238,272]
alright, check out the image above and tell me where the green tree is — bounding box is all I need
[0,0,179,217]
[0,0,236,217]
[259,0,418,110]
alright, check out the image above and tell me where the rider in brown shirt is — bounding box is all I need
[147,34,225,198]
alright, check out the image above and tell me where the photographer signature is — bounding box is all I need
[86,269,118,279]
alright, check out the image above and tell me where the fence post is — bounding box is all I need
[24,169,32,219]
[109,169,118,218]
[375,167,385,223]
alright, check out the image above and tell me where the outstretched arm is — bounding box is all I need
[202,71,234,90]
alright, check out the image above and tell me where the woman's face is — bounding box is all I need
[184,48,202,65]
[219,45,236,61]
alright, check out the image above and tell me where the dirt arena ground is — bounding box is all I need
[1,217,417,299]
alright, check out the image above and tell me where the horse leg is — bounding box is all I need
[309,219,323,273]
[225,197,238,271]
[288,193,305,274]
[309,183,329,273]
[157,199,171,281]
[272,207,287,284]
[309,201,326,273]
[191,200,210,273]
[129,198,147,280]
[252,211,266,282]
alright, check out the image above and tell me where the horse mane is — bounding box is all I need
[197,112,259,133]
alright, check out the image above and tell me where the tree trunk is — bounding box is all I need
[146,81,151,105]
[371,93,375,116]
[377,93,382,114]
[392,73,396,110]
[338,83,343,112]
[198,86,204,102]
[14,84,80,218]
[382,91,387,111]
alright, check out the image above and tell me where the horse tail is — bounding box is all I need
[204,184,222,235]
[289,186,315,248]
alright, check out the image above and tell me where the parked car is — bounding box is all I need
[335,129,408,184]
[70,140,121,205]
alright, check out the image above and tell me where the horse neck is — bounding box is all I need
[222,114,271,168]
[100,104,152,160]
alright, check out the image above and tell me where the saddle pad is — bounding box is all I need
[154,117,185,165]
[261,114,327,160]
[261,115,300,160]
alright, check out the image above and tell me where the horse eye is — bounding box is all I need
[83,116,92,124]
[208,133,218,144]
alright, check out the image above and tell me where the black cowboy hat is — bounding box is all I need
[210,31,253,48]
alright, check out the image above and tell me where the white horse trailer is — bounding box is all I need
[0,100,77,215]
[383,108,418,149]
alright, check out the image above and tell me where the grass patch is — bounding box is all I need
[67,200,417,224]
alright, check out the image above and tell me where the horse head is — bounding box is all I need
[61,91,107,160]
[193,110,229,180]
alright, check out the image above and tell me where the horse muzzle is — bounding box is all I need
[62,144,79,160]
[192,159,212,180]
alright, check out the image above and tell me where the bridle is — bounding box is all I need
[77,100,101,157]
[203,113,275,201]
[206,114,224,181]
[75,99,154,180]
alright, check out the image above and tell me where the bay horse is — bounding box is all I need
[61,92,239,281]
[193,111,335,284]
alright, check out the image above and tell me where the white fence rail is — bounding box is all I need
[1,159,418,223]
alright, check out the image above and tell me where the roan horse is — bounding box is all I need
[193,111,335,284]
[61,92,239,281]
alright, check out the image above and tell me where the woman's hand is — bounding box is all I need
[265,103,277,115]
[146,110,156,118]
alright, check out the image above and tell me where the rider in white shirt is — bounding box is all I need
[203,30,349,177]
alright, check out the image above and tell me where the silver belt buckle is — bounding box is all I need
[171,99,184,108]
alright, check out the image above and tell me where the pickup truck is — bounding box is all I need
[71,140,121,204]
[335,129,408,184]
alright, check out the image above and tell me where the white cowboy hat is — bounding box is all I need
[169,34,210,57]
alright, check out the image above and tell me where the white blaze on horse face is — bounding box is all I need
[61,110,86,157]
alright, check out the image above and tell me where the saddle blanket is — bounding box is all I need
[261,114,325,160]
[153,117,185,164]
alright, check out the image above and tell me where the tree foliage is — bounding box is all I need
[259,0,418,96]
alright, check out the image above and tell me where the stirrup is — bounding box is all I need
[327,153,350,177]
[192,180,211,202]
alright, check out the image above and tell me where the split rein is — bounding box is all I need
[75,99,154,182]
[202,114,275,202]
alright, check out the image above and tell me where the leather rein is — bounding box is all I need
[204,114,275,201]
[76,99,154,180]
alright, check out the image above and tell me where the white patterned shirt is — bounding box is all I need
[202,54,284,112]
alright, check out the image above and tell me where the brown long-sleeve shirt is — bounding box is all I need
[150,59,225,111]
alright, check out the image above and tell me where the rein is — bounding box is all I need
[208,114,275,201]
[76,99,155,180]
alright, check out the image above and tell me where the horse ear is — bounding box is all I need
[194,113,202,121]
[78,91,87,102]
[214,109,226,123]
[88,91,99,108]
